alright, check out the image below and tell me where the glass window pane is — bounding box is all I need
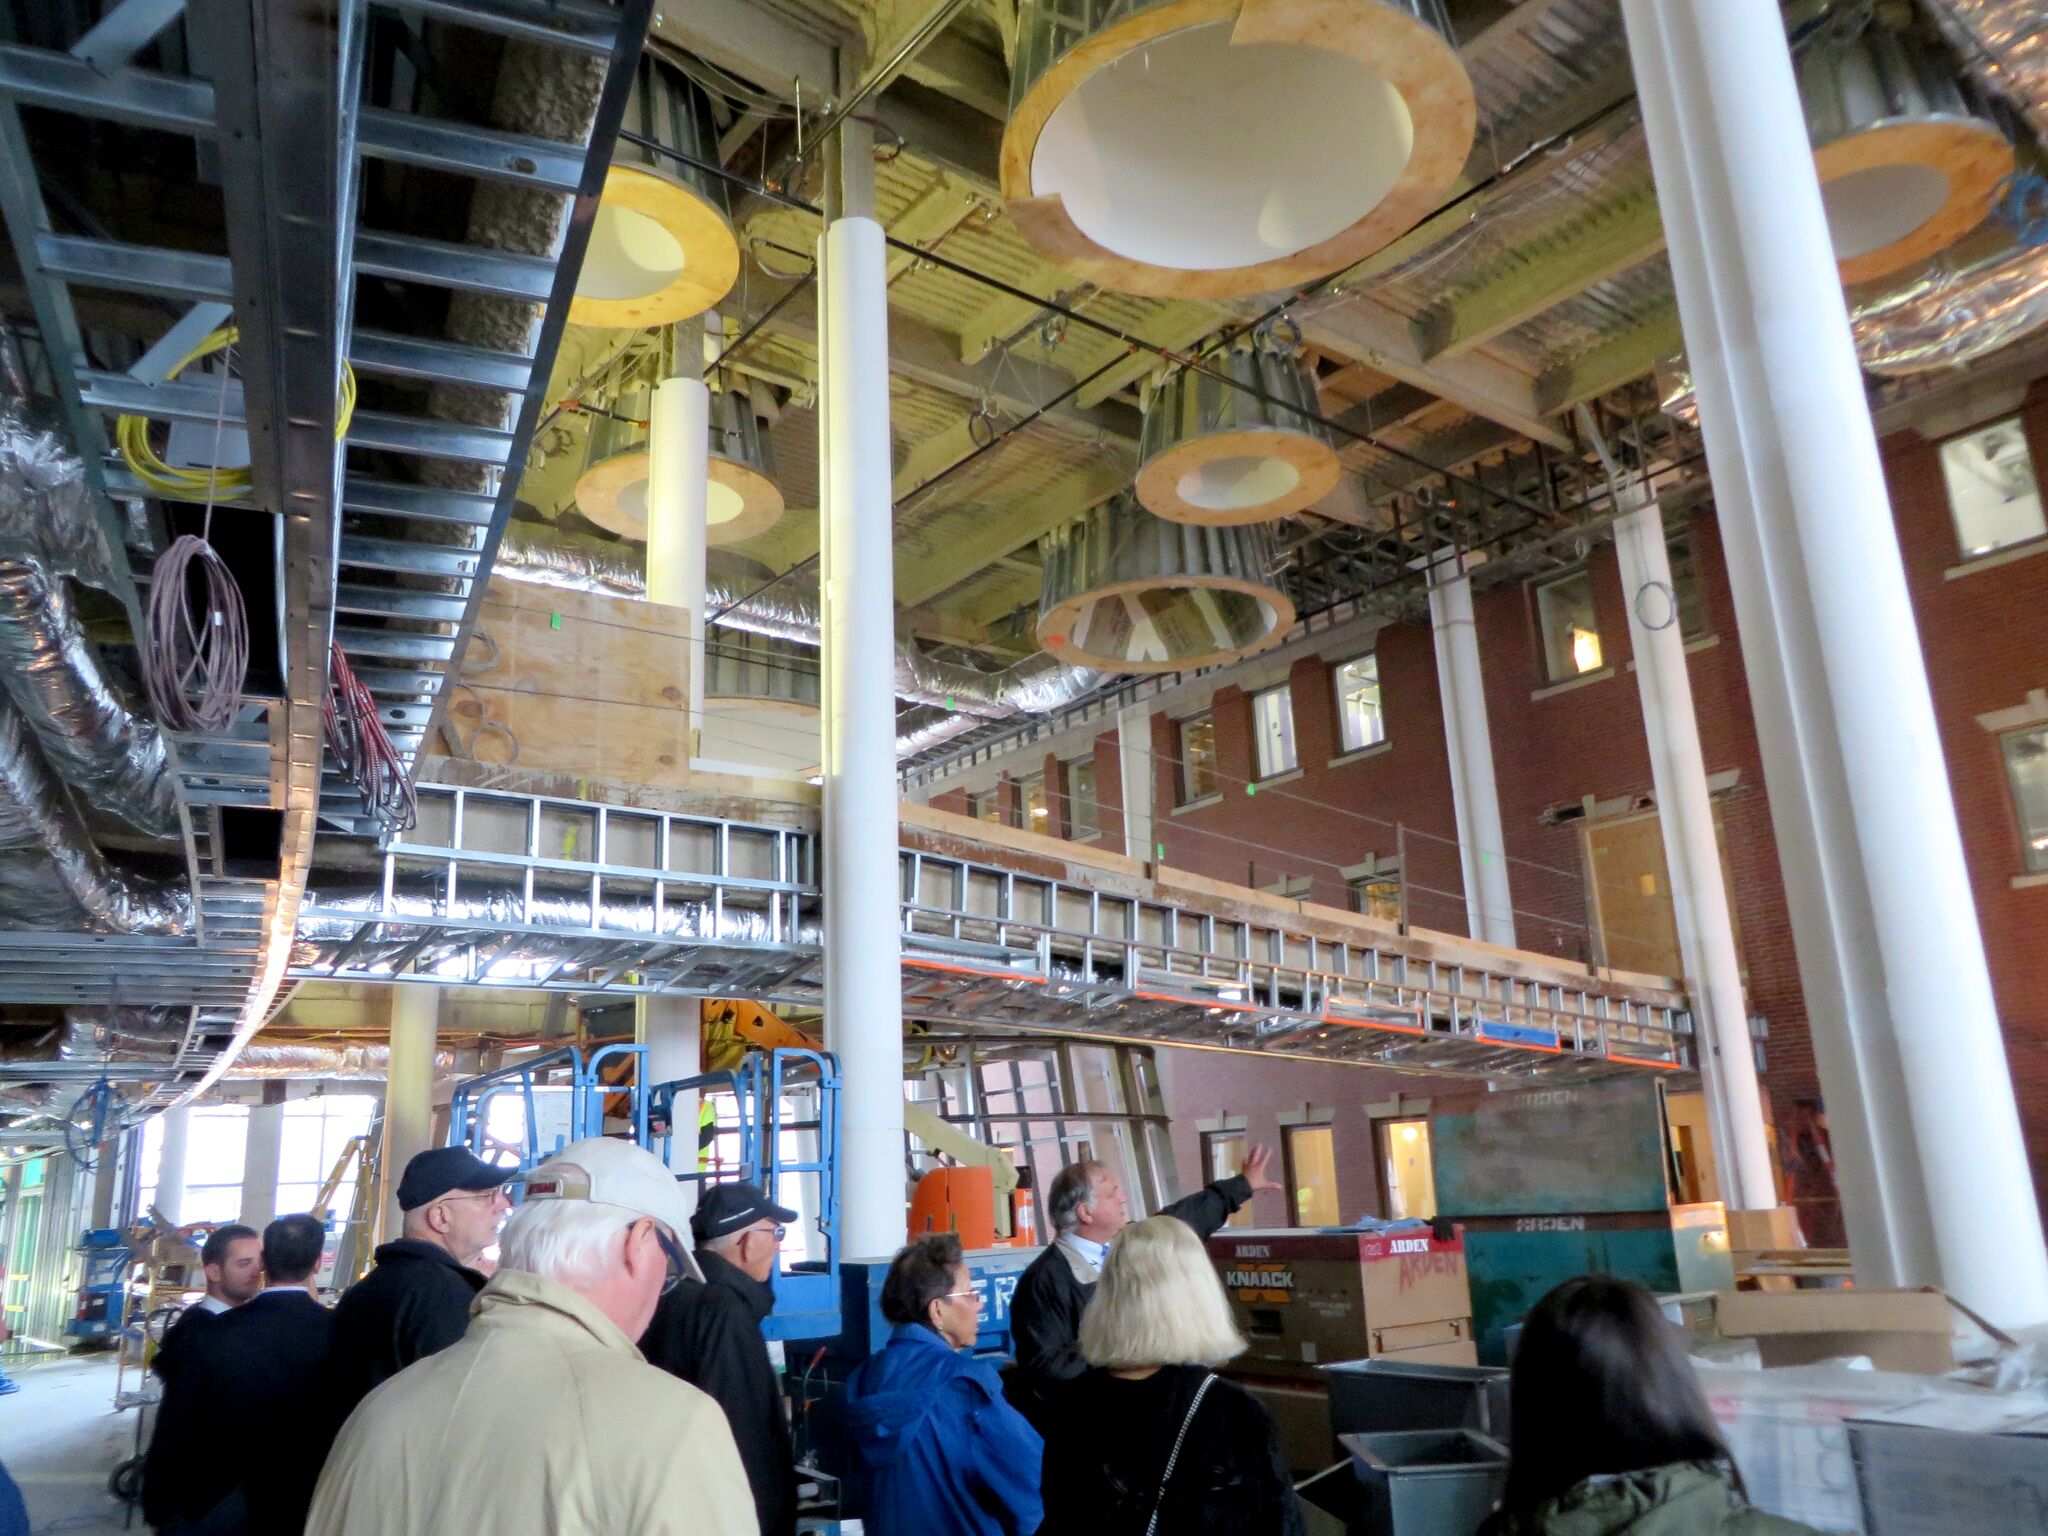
[1334,654,1385,753]
[2004,726,2048,873]
[1252,686,1297,778]
[1017,771,1049,831]
[1350,874,1401,921]
[1178,714,1218,802]
[1537,570,1603,680]
[1203,1131,1253,1227]
[1381,1119,1436,1220]
[1283,1124,1341,1227]
[1068,758,1099,839]
[1941,418,2047,558]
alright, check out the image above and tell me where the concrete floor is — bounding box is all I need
[1,1353,140,1534]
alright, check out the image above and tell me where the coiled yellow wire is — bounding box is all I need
[113,325,357,500]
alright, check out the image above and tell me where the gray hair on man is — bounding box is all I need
[498,1199,645,1289]
[1046,1159,1105,1235]
[1079,1214,1246,1369]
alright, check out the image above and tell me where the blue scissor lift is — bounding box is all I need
[446,1042,841,1341]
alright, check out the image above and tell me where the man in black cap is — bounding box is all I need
[640,1182,800,1536]
[323,1147,515,1416]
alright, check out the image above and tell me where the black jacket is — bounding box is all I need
[640,1249,796,1536]
[325,1240,486,1416]
[1009,1176,1252,1430]
[143,1289,332,1533]
[1041,1364,1304,1536]
[150,1300,220,1385]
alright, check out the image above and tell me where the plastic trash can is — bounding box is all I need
[1323,1359,1513,1445]
[1342,1428,1509,1536]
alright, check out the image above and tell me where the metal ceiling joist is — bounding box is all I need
[649,0,840,102]
[893,447,1132,607]
[899,28,1009,120]
[1534,303,1684,416]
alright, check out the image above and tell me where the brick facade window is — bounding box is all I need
[966,789,1003,825]
[1066,756,1100,839]
[1016,768,1049,831]
[1535,568,1604,681]
[1333,652,1386,752]
[1349,870,1401,921]
[2002,725,2048,873]
[1667,534,1711,640]
[1251,684,1297,778]
[1177,712,1219,803]
[1938,417,2048,559]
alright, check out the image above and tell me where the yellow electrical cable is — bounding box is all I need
[114,325,358,500]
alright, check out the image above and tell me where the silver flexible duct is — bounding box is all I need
[0,696,191,933]
[292,881,818,975]
[493,525,1105,739]
[226,1042,461,1080]
[59,1006,189,1064]
[0,409,180,836]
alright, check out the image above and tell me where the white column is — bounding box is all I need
[1625,0,2048,1324]
[240,1095,284,1229]
[1118,703,1156,863]
[636,996,700,1227]
[382,986,439,1241]
[647,374,711,760]
[1426,555,1516,947]
[153,1105,190,1226]
[819,214,907,1259]
[1613,506,1776,1209]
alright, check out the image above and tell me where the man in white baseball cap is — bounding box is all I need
[306,1138,753,1536]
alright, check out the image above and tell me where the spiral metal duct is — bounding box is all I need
[1037,493,1293,672]
[569,53,738,329]
[1002,0,1473,298]
[1800,9,2011,285]
[1135,347,1338,525]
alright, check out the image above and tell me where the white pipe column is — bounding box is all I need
[153,1105,190,1225]
[818,213,907,1259]
[240,1092,284,1229]
[647,367,711,760]
[1613,507,1777,1209]
[381,986,439,1242]
[636,997,699,1227]
[1625,0,2048,1323]
[1425,553,1516,947]
[1118,703,1156,862]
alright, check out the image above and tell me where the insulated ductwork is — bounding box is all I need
[1799,8,2011,284]
[1037,493,1293,673]
[59,1006,191,1064]
[575,385,782,547]
[1001,0,1474,297]
[1136,347,1338,525]
[0,696,190,933]
[0,412,179,837]
[570,52,738,329]
[226,1042,461,1080]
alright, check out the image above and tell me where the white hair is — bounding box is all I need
[497,1199,639,1288]
[1079,1214,1246,1369]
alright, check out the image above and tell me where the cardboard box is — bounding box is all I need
[1850,1400,2048,1536]
[1208,1227,1474,1381]
[1713,1289,1956,1376]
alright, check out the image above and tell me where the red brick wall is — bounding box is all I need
[1881,385,2048,1206]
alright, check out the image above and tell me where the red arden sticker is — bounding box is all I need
[1356,1232,1464,1262]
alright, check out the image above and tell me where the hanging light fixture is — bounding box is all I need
[1001,0,1473,298]
[1037,493,1294,672]
[1799,10,2011,286]
[570,54,740,328]
[575,377,783,547]
[1135,342,1338,524]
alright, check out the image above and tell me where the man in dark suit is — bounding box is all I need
[152,1225,262,1387]
[144,1213,333,1534]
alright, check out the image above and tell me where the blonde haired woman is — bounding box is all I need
[1039,1215,1303,1534]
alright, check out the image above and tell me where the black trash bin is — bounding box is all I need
[1343,1428,1509,1536]
[1323,1358,1512,1445]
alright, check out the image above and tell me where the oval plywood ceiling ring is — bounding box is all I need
[1814,118,2011,287]
[1000,0,1475,299]
[575,392,784,548]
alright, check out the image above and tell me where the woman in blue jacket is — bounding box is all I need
[844,1233,1043,1536]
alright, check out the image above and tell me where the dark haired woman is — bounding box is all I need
[1482,1276,1821,1536]
[843,1233,1043,1536]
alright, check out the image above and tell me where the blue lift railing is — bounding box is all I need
[648,1048,842,1341]
[447,1042,650,1171]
